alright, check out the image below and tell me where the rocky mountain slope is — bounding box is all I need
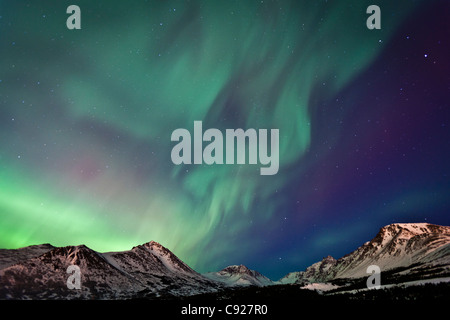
[204,264,273,287]
[279,223,450,284]
[1,223,449,299]
[0,241,221,299]
[0,243,54,270]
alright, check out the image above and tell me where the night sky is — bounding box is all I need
[0,0,449,280]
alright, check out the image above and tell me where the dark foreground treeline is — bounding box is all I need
[2,283,447,318]
[180,282,450,302]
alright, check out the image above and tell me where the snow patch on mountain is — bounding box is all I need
[277,271,304,284]
[301,282,338,292]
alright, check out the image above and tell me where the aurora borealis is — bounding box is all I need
[0,0,449,280]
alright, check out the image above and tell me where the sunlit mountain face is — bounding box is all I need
[1,0,449,281]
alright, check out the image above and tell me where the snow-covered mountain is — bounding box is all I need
[0,241,221,299]
[279,223,450,284]
[204,264,273,287]
[1,222,449,299]
[277,271,304,285]
[331,223,450,279]
[102,241,221,297]
[0,245,138,299]
[277,255,337,284]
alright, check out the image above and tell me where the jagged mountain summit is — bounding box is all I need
[279,223,450,284]
[203,264,273,287]
[0,241,221,299]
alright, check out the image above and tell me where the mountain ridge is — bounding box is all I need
[203,264,273,287]
[0,241,222,299]
[1,222,449,299]
[279,222,450,284]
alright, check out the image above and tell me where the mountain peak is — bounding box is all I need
[137,241,196,274]
[130,241,170,255]
[322,255,336,262]
[374,222,450,245]
[49,244,90,254]
[140,240,166,252]
[39,244,107,268]
[204,264,273,287]
[380,222,447,232]
[222,265,252,274]
[144,240,163,247]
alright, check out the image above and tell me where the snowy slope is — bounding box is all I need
[278,256,337,284]
[280,223,450,284]
[277,271,304,284]
[0,242,221,299]
[0,245,139,299]
[332,223,450,279]
[204,265,273,287]
[102,241,221,297]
